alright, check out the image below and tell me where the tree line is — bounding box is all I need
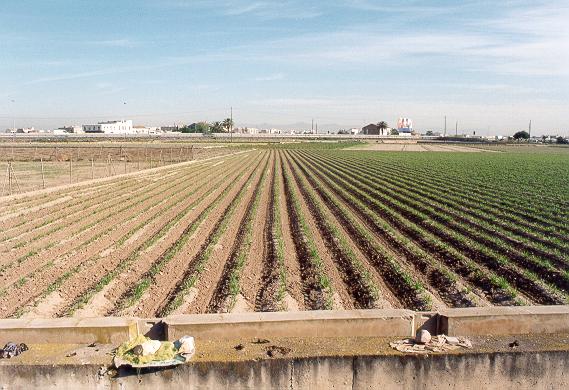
[176,118,234,134]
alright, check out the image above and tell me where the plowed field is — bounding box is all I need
[0,147,567,318]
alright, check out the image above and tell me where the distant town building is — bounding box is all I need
[160,125,184,132]
[82,120,133,134]
[397,118,413,133]
[350,128,360,135]
[55,125,83,134]
[361,124,389,136]
[235,127,259,134]
[133,125,161,134]
[5,127,39,134]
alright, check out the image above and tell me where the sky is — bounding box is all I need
[1,0,568,135]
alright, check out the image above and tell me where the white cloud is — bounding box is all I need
[224,2,267,16]
[91,39,137,48]
[255,73,285,81]
[224,3,569,77]
[158,0,322,19]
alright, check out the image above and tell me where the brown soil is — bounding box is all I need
[134,153,267,317]
[281,151,353,310]
[284,152,401,310]
[24,160,228,317]
[102,153,260,317]
[12,153,255,318]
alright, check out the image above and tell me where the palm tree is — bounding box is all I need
[222,118,233,132]
[377,121,389,135]
[211,121,222,132]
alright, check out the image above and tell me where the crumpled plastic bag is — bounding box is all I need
[0,342,28,359]
[114,335,195,368]
[390,334,472,354]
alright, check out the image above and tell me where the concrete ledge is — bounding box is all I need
[0,317,138,344]
[165,309,416,340]
[2,335,569,389]
[1,306,568,345]
[439,306,569,336]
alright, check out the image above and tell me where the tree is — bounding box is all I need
[338,129,349,135]
[425,130,434,136]
[222,118,233,132]
[513,130,530,140]
[198,122,211,134]
[556,136,568,144]
[377,121,389,130]
[390,128,399,136]
[210,121,223,133]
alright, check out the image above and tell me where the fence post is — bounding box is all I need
[69,158,72,184]
[91,158,94,180]
[8,161,12,195]
[41,158,45,189]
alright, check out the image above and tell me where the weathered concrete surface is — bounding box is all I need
[440,306,569,336]
[165,309,416,340]
[1,335,568,389]
[0,317,138,345]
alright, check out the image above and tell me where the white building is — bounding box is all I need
[83,120,133,134]
[54,125,83,134]
[132,125,161,134]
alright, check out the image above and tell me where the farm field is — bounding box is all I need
[346,142,484,152]
[0,143,234,195]
[0,146,567,319]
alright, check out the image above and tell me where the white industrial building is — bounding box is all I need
[83,120,133,134]
[132,125,161,134]
[54,125,83,134]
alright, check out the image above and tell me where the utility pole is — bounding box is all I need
[230,106,233,143]
[455,121,458,136]
[41,158,45,189]
[311,118,314,133]
[10,99,15,133]
[528,120,532,139]
[444,115,447,137]
[315,122,318,134]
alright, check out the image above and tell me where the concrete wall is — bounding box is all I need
[0,317,138,345]
[1,351,567,389]
[440,306,569,336]
[1,306,568,345]
[166,309,415,340]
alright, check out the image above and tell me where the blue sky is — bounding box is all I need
[1,0,568,135]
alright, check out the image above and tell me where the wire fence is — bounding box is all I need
[0,145,231,196]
